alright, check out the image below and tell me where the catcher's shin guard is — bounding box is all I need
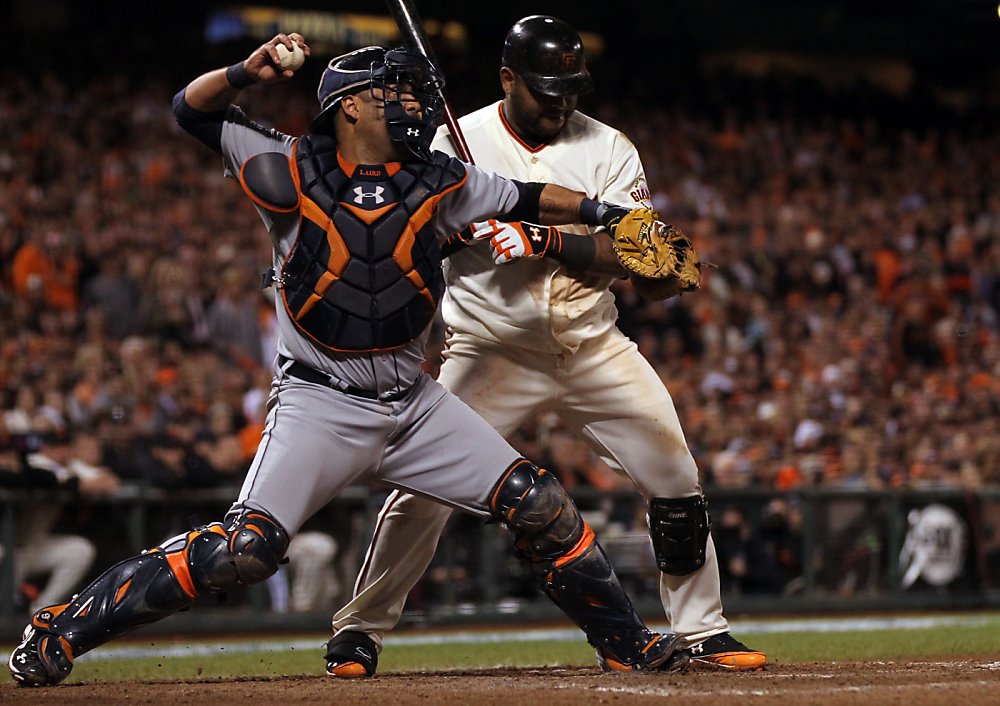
[489,459,683,670]
[31,511,288,663]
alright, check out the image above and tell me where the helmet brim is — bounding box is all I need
[520,71,595,98]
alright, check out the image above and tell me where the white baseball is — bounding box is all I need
[275,43,305,70]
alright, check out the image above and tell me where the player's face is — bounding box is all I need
[502,68,578,143]
[351,84,422,159]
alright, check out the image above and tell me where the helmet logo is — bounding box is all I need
[353,185,386,205]
[562,52,577,68]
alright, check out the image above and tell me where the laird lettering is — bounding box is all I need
[359,168,382,177]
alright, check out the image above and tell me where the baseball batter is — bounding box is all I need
[8,33,688,687]
[327,16,766,674]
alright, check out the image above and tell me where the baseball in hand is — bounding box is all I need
[275,43,305,70]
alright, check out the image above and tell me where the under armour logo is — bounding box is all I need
[528,226,543,242]
[406,127,421,137]
[690,643,704,655]
[16,653,27,664]
[353,186,385,205]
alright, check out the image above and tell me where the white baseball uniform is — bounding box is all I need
[332,101,730,648]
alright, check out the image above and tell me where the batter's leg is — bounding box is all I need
[328,336,547,677]
[560,330,765,669]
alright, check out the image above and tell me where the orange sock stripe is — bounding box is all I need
[554,522,596,568]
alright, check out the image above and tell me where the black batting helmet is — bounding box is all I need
[501,15,595,97]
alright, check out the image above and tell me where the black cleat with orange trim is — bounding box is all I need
[688,632,767,671]
[325,631,378,678]
[597,632,690,673]
[8,605,75,687]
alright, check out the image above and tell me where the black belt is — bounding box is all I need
[278,356,415,403]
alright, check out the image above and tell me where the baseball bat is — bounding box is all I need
[383,0,475,164]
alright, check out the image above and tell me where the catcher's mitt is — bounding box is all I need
[609,208,701,296]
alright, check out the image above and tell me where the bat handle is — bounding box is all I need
[443,103,473,164]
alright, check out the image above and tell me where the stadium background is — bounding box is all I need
[1,0,999,638]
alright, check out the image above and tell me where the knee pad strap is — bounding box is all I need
[649,495,711,576]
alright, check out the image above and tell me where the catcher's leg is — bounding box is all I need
[8,510,288,687]
[490,459,688,672]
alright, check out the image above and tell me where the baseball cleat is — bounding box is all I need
[688,632,766,671]
[8,604,74,687]
[325,630,378,678]
[597,632,690,673]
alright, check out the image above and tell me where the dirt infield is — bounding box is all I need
[3,659,999,704]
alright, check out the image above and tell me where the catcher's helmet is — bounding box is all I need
[309,46,445,160]
[501,15,594,97]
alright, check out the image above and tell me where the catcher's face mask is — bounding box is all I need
[310,46,445,161]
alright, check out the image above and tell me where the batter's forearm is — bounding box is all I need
[537,183,590,225]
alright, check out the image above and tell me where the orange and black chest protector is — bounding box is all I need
[252,134,466,353]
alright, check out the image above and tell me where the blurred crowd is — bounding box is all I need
[0,65,998,604]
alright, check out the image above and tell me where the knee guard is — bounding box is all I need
[488,459,584,562]
[42,511,288,660]
[649,495,711,576]
[489,459,662,669]
[227,510,290,584]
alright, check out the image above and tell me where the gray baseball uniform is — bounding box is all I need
[218,112,531,535]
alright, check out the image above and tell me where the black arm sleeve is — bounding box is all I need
[498,180,545,223]
[172,88,226,154]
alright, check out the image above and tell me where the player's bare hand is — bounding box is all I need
[244,33,311,84]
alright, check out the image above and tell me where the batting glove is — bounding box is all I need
[470,220,561,265]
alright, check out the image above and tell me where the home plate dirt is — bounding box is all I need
[3,659,1000,705]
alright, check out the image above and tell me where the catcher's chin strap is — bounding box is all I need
[488,459,664,668]
[37,511,288,661]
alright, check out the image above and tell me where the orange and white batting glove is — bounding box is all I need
[469,220,561,265]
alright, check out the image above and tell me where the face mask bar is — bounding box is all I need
[368,50,446,160]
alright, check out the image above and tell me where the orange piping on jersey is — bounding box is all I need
[165,533,199,599]
[114,578,133,606]
[392,168,469,307]
[339,201,395,224]
[238,156,300,213]
[554,522,596,568]
[498,103,548,154]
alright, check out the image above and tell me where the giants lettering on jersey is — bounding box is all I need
[630,177,653,209]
